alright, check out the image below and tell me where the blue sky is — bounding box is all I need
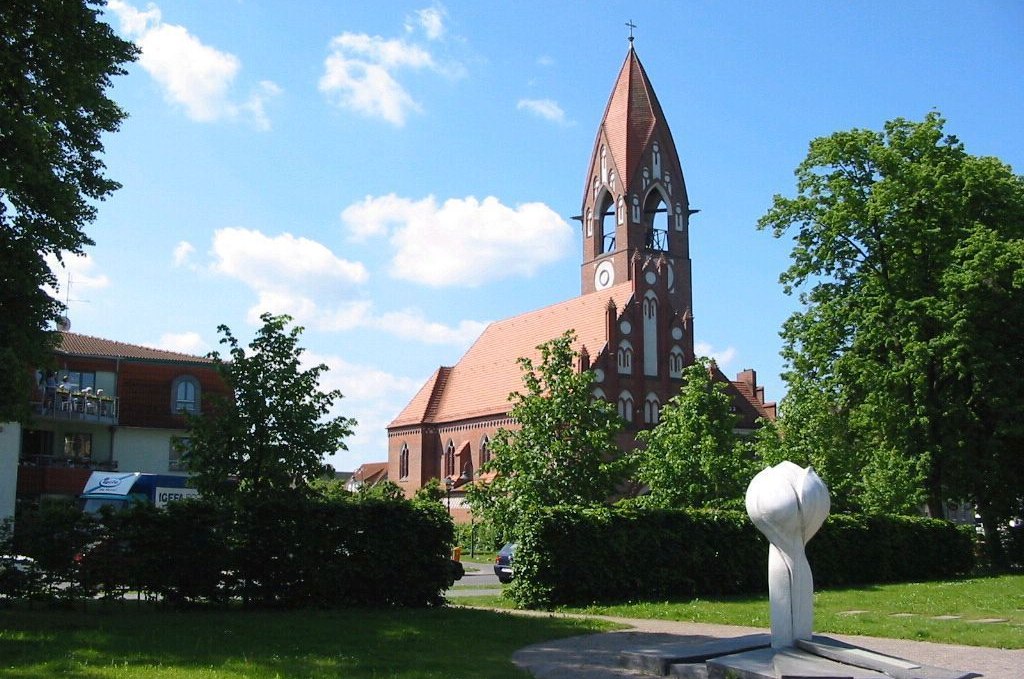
[54,1,1024,471]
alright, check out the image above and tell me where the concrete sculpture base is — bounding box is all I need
[622,634,978,679]
[618,462,976,679]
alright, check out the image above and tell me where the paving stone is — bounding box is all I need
[796,636,978,679]
[620,633,770,675]
[930,615,961,620]
[965,618,1008,624]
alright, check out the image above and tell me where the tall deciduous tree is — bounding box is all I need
[634,358,751,509]
[0,0,137,421]
[466,331,624,541]
[759,113,1024,564]
[184,314,355,501]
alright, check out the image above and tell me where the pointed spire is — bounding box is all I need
[585,46,684,207]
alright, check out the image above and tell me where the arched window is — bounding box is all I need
[644,393,661,424]
[669,346,685,378]
[643,291,659,376]
[643,292,658,320]
[617,340,633,374]
[444,440,456,478]
[480,435,491,467]
[171,375,200,414]
[597,191,615,254]
[399,442,410,480]
[643,188,670,252]
[592,387,606,401]
[618,390,634,423]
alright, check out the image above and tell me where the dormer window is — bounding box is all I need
[171,375,201,414]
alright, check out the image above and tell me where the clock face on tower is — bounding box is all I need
[594,261,615,290]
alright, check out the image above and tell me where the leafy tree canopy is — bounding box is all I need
[634,357,752,510]
[184,313,355,502]
[759,112,1024,563]
[0,0,137,421]
[465,331,624,541]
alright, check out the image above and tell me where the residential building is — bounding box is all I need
[11,331,227,509]
[345,461,389,492]
[386,45,776,512]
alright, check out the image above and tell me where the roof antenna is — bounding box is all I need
[625,19,637,45]
[58,268,89,332]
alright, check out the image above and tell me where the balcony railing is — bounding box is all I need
[36,391,119,424]
[18,455,118,470]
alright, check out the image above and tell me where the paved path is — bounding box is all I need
[507,613,1024,679]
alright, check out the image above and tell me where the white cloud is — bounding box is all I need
[517,98,569,125]
[536,55,554,67]
[306,352,427,469]
[106,0,280,129]
[341,194,573,287]
[694,341,738,369]
[373,309,486,345]
[210,227,368,291]
[156,331,208,355]
[208,227,368,329]
[205,228,481,346]
[407,6,446,40]
[314,300,483,345]
[172,241,195,267]
[319,10,462,126]
[45,252,110,298]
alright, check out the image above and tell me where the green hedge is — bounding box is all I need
[6,495,455,608]
[508,507,974,609]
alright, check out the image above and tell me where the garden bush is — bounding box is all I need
[508,507,975,609]
[5,493,455,609]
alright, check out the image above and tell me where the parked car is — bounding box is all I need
[493,542,516,583]
[0,555,42,597]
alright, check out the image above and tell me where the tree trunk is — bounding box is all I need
[978,502,1007,572]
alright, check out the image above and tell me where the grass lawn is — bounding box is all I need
[0,604,618,678]
[459,574,1024,649]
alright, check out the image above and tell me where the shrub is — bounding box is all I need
[4,493,455,609]
[508,507,974,609]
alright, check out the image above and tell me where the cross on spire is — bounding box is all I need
[625,20,637,43]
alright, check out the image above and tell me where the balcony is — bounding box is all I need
[35,390,119,425]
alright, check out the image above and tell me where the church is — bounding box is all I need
[386,44,775,499]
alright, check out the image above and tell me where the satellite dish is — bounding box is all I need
[57,316,71,331]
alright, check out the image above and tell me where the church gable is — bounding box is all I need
[427,282,635,424]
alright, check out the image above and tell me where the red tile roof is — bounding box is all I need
[586,47,683,203]
[57,332,214,365]
[389,283,634,427]
[353,461,388,485]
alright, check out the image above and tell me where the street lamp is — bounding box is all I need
[444,476,453,515]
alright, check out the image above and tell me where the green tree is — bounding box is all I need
[184,313,356,501]
[465,331,624,541]
[356,479,406,502]
[0,0,137,421]
[634,358,751,509]
[759,112,1024,564]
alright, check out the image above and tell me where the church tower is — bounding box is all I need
[386,42,775,506]
[579,44,695,363]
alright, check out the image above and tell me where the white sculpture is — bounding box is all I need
[745,462,830,648]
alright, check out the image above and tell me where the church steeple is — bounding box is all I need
[579,46,693,328]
